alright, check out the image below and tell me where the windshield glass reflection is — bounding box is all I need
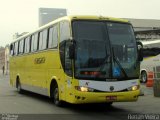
[72,21,139,80]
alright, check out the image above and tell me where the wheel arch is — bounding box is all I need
[140,70,148,83]
[140,69,147,76]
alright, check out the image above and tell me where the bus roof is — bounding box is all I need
[12,15,129,43]
[68,15,129,22]
[140,39,160,46]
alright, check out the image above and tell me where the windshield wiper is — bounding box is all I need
[112,47,128,78]
[97,44,111,71]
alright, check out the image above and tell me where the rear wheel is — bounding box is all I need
[141,71,147,83]
[16,80,23,94]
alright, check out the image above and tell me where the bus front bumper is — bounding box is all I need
[70,90,140,104]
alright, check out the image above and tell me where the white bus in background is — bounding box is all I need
[140,39,160,83]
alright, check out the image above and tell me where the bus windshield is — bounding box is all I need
[72,21,139,80]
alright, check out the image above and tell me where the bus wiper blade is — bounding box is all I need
[97,45,110,70]
[112,48,128,78]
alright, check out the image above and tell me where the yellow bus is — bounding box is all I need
[10,16,142,106]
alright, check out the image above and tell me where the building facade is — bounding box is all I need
[0,47,5,74]
[5,45,9,75]
[0,46,9,75]
[126,18,160,41]
[39,8,67,27]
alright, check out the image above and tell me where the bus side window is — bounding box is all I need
[33,33,38,52]
[31,35,35,52]
[48,25,58,49]
[24,36,30,53]
[14,42,19,55]
[59,40,72,76]
[38,31,43,50]
[42,29,48,50]
[65,41,72,76]
[59,21,70,75]
[60,21,70,43]
[59,41,65,70]
[10,44,14,56]
[39,29,48,50]
[19,39,24,54]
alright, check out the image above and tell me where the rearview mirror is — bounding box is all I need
[69,44,74,59]
[69,40,76,59]
[138,48,143,61]
[137,41,143,61]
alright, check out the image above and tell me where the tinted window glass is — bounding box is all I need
[59,41,65,70]
[42,29,48,49]
[14,42,18,55]
[19,39,24,54]
[31,35,35,52]
[48,25,58,49]
[10,44,14,56]
[39,32,43,50]
[24,37,30,53]
[60,21,70,43]
[39,29,48,50]
[33,33,38,51]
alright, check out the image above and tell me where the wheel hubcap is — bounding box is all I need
[142,73,147,82]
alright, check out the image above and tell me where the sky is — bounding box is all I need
[0,0,160,47]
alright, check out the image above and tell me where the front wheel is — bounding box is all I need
[52,84,63,106]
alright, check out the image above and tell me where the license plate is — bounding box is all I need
[106,96,117,101]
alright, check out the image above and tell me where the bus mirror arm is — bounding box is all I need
[137,41,143,49]
[138,48,143,61]
[137,41,143,61]
[69,40,75,59]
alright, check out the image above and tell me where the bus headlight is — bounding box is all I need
[127,85,140,91]
[75,86,94,92]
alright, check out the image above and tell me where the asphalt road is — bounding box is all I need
[0,75,160,120]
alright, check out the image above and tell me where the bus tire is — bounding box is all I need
[141,71,147,83]
[16,79,23,94]
[51,83,63,106]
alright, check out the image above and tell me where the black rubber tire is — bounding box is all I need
[141,71,147,83]
[52,84,63,106]
[17,81,23,94]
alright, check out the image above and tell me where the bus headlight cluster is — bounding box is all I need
[127,85,140,91]
[75,86,94,92]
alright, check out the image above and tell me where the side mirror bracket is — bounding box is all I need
[137,41,143,61]
[69,39,76,59]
